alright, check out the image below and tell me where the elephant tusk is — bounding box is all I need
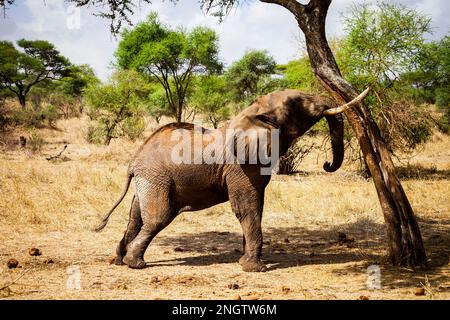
[323,87,371,116]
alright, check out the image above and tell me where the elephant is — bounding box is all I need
[94,87,370,272]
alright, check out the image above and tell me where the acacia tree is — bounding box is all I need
[403,36,450,108]
[339,2,431,85]
[146,85,172,124]
[225,50,278,103]
[5,0,428,268]
[251,0,427,268]
[335,2,436,154]
[85,70,149,145]
[115,13,222,123]
[0,39,71,108]
[191,75,231,128]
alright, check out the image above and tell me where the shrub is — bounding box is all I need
[374,99,434,152]
[85,70,149,145]
[28,129,44,152]
[278,140,317,175]
[436,109,450,134]
[41,104,58,127]
[122,116,146,141]
[0,101,12,131]
[85,124,105,145]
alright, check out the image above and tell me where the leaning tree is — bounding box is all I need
[1,0,427,268]
[244,0,426,268]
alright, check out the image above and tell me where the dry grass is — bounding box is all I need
[0,117,449,300]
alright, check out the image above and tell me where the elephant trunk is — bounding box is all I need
[319,87,370,172]
[323,114,344,172]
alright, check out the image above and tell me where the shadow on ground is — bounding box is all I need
[273,167,450,181]
[152,216,450,288]
[396,166,450,181]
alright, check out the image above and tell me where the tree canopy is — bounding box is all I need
[0,39,72,108]
[115,13,222,122]
[338,1,431,86]
[402,36,450,107]
[191,75,231,128]
[85,69,149,145]
[225,49,278,104]
[278,56,318,93]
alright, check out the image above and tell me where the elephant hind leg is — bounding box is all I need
[123,178,176,269]
[115,195,142,265]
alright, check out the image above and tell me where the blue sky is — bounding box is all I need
[1,0,448,81]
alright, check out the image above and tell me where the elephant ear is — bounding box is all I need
[227,96,279,164]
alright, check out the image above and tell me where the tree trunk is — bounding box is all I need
[261,0,427,268]
[18,94,26,109]
[176,103,183,123]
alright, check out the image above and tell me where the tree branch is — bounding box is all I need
[259,0,305,20]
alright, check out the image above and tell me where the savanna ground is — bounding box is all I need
[0,116,449,300]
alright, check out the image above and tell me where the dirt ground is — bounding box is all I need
[0,117,449,300]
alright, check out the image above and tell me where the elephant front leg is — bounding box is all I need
[237,213,267,272]
[229,191,267,272]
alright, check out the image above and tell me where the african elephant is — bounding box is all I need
[95,88,369,272]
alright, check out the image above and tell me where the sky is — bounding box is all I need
[1,0,448,81]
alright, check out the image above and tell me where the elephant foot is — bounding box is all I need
[239,255,267,272]
[123,256,147,269]
[114,255,125,266]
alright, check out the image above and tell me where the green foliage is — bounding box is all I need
[40,104,58,127]
[115,13,222,122]
[200,0,239,20]
[339,1,431,87]
[0,39,72,108]
[0,88,14,131]
[10,102,59,129]
[401,36,450,112]
[121,116,146,141]
[436,109,450,134]
[85,69,149,145]
[59,64,100,98]
[278,57,319,93]
[68,0,152,35]
[191,75,232,128]
[225,50,280,104]
[146,85,172,123]
[336,1,441,152]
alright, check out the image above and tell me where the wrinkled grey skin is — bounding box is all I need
[95,89,344,272]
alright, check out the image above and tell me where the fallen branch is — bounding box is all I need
[0,267,33,292]
[46,144,67,161]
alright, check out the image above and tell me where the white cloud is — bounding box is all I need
[1,0,448,81]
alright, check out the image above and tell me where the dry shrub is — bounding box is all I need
[278,140,317,175]
[85,124,105,144]
[28,129,44,152]
[47,93,82,119]
[374,99,435,152]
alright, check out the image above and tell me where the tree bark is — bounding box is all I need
[176,103,183,123]
[261,0,427,268]
[18,93,26,108]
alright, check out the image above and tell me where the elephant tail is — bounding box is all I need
[93,171,134,232]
